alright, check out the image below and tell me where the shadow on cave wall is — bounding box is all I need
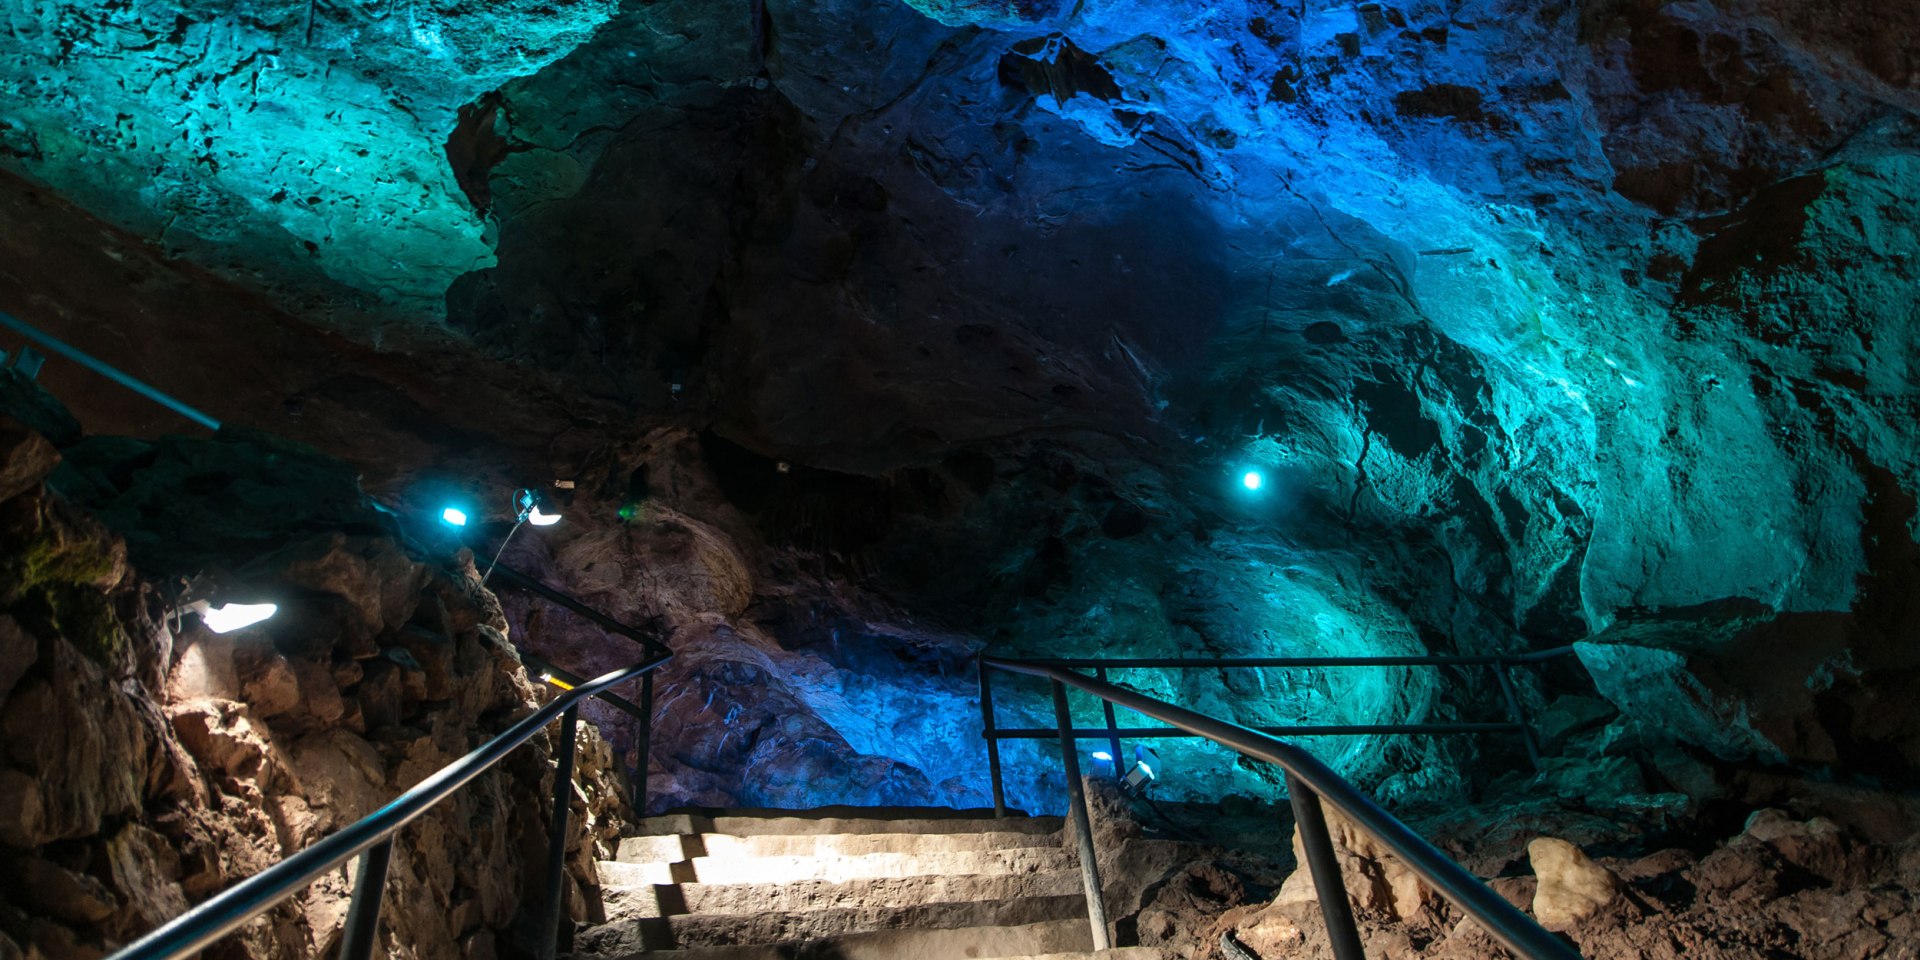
[446,24,1234,474]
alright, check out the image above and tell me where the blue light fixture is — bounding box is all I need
[1242,470,1264,491]
[441,507,469,526]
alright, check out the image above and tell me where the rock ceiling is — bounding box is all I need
[2,0,1918,806]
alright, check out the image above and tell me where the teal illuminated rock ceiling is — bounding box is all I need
[3,0,1917,810]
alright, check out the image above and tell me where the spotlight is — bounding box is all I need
[441,507,469,526]
[1241,470,1264,491]
[1123,744,1160,793]
[1090,749,1117,777]
[516,489,562,527]
[194,601,278,634]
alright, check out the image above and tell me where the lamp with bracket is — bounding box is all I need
[172,576,280,635]
[476,487,566,582]
[1122,744,1160,793]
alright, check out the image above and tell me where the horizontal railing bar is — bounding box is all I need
[517,651,651,724]
[982,656,1582,960]
[1001,646,1576,670]
[988,722,1524,740]
[107,654,673,960]
[0,311,223,431]
[489,562,670,658]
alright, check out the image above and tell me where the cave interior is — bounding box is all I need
[1,0,1919,958]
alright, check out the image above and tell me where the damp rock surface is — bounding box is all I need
[0,0,1917,954]
[0,415,626,960]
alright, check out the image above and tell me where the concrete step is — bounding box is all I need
[573,917,1101,960]
[1012,952,1165,960]
[616,828,1063,863]
[600,870,1087,919]
[634,809,1063,840]
[598,846,1079,886]
[588,893,1089,949]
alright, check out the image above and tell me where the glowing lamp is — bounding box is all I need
[516,488,562,527]
[1091,751,1112,762]
[441,507,469,526]
[1123,745,1160,792]
[199,602,278,634]
[1241,471,1264,491]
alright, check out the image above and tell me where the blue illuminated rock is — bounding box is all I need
[0,0,620,318]
[3,0,1918,816]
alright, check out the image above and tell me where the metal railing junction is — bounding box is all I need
[488,560,669,815]
[977,647,1575,816]
[979,654,1582,959]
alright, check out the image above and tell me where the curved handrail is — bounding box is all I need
[108,655,672,960]
[982,655,1582,960]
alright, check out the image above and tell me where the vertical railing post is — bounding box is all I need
[1286,771,1365,960]
[339,838,393,960]
[1094,666,1122,774]
[1493,664,1541,770]
[635,673,654,816]
[979,660,1007,818]
[538,706,580,960]
[1052,680,1111,951]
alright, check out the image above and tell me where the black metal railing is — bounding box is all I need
[104,656,671,960]
[6,310,681,959]
[977,647,1574,815]
[980,655,1583,960]
[489,560,668,815]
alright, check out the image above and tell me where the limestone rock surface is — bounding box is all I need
[1527,836,1622,930]
[0,422,626,960]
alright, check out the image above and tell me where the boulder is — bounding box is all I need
[104,823,188,929]
[0,638,149,845]
[4,855,117,924]
[0,768,43,848]
[1528,837,1622,930]
[0,614,33,708]
[0,413,58,504]
[1275,802,1434,922]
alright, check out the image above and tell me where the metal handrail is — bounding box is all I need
[489,561,672,660]
[977,648,1574,801]
[981,656,1582,960]
[0,310,222,430]
[1000,646,1575,669]
[106,655,672,960]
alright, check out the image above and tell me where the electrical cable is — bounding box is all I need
[1138,791,1207,844]
[482,519,524,583]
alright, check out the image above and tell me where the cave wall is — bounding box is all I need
[1,0,1917,814]
[0,412,628,960]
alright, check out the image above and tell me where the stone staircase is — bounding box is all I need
[569,807,1166,960]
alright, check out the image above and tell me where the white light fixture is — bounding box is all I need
[1123,745,1160,792]
[1091,751,1112,762]
[196,601,278,634]
[516,488,562,527]
[442,507,469,526]
[1242,470,1264,491]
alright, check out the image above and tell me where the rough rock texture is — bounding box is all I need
[1206,806,1920,960]
[0,0,622,319]
[1528,837,1622,930]
[0,0,1917,929]
[0,399,627,960]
